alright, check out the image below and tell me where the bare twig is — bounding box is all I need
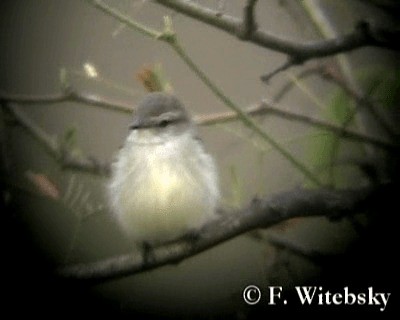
[2,102,59,157]
[301,0,378,160]
[238,0,258,40]
[1,101,110,176]
[195,100,398,152]
[260,56,303,83]
[271,63,397,139]
[154,0,400,59]
[272,64,325,103]
[57,183,392,281]
[2,82,395,161]
[0,89,133,114]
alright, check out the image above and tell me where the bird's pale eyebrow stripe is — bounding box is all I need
[157,111,182,120]
[150,111,185,124]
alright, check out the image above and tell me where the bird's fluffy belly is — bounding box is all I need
[110,136,217,244]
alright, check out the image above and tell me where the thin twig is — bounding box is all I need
[1,102,110,176]
[271,63,397,139]
[91,0,161,38]
[0,89,133,114]
[3,102,59,157]
[272,64,325,103]
[57,183,392,281]
[170,37,322,186]
[3,87,393,152]
[260,57,302,83]
[195,100,398,152]
[238,0,258,40]
[301,0,375,160]
[154,0,400,58]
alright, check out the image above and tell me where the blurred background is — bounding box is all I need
[1,0,398,318]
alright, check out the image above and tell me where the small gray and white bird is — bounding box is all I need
[108,92,219,245]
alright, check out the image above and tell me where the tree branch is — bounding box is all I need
[0,89,133,114]
[270,63,398,139]
[154,0,400,60]
[169,29,322,185]
[272,64,324,103]
[238,0,258,40]
[3,88,395,187]
[260,56,301,83]
[57,183,392,281]
[1,101,110,176]
[196,100,398,152]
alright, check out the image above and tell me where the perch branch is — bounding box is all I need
[57,183,392,281]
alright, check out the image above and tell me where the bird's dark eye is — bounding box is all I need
[159,119,171,127]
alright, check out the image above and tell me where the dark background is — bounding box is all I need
[1,0,398,318]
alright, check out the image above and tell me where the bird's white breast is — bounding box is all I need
[108,130,219,244]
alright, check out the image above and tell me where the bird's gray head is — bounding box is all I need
[130,93,192,137]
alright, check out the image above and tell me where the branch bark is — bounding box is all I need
[57,183,391,281]
[154,0,399,60]
[238,0,258,40]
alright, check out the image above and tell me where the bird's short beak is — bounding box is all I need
[129,118,141,130]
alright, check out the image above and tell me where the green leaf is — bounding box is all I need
[307,65,399,188]
[326,88,355,125]
[58,126,83,159]
[354,66,400,109]
[307,130,337,186]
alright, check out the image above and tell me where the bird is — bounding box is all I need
[108,92,220,246]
